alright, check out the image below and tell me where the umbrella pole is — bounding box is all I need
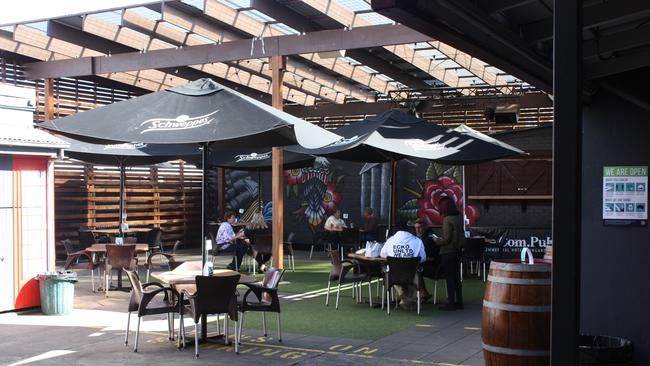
[201,143,207,267]
[462,165,466,232]
[388,159,397,232]
[258,170,263,212]
[118,161,125,237]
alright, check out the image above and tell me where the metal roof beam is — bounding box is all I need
[250,0,431,89]
[285,91,552,117]
[371,0,552,92]
[24,22,429,80]
[524,0,650,43]
[159,3,360,102]
[47,20,272,103]
[301,0,472,91]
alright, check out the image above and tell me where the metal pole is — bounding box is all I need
[118,161,125,237]
[201,143,208,267]
[462,165,466,231]
[258,170,263,212]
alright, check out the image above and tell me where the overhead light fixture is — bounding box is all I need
[485,103,519,124]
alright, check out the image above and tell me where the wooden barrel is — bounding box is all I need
[482,259,551,366]
[543,245,552,261]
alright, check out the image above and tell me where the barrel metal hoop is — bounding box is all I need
[487,275,551,285]
[482,343,550,357]
[483,300,551,312]
[490,262,551,272]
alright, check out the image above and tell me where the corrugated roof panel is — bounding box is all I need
[91,11,122,26]
[130,7,161,21]
[220,0,250,9]
[24,21,48,32]
[336,0,371,12]
[164,21,191,34]
[359,13,393,25]
[181,0,205,11]
[271,23,300,35]
[242,9,275,23]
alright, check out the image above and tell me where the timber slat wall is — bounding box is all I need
[54,160,202,252]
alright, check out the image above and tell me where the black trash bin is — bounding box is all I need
[579,335,633,366]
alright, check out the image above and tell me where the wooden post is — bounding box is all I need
[270,55,286,269]
[44,78,54,121]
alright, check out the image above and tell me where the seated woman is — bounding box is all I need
[215,210,247,271]
[245,212,272,272]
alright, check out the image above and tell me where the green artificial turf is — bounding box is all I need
[232,259,486,340]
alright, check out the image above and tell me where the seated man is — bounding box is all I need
[215,210,247,271]
[414,218,437,302]
[324,209,346,248]
[359,207,378,243]
[380,225,427,310]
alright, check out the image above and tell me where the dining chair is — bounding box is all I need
[237,267,285,346]
[146,240,182,282]
[77,229,97,250]
[104,244,137,296]
[283,232,295,271]
[178,274,241,358]
[124,269,179,352]
[326,250,369,309]
[384,257,422,315]
[62,239,100,292]
[462,237,487,281]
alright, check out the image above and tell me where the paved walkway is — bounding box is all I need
[0,252,484,366]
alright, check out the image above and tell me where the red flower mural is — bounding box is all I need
[416,175,480,226]
[284,169,306,185]
[322,183,342,214]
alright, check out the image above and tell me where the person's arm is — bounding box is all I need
[417,239,427,263]
[380,236,394,257]
[435,218,454,248]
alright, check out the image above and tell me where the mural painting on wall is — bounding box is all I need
[399,162,480,226]
[224,170,262,221]
[284,159,346,230]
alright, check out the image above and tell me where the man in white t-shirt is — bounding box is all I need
[380,226,427,310]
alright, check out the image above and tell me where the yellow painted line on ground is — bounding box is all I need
[464,327,480,331]
[239,341,467,366]
[416,324,433,327]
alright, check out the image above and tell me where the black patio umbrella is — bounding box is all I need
[288,110,524,227]
[39,78,341,265]
[288,110,524,163]
[58,135,200,236]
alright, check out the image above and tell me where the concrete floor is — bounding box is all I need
[0,251,485,366]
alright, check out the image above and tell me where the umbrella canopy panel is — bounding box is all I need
[205,146,315,171]
[38,78,341,149]
[288,110,524,163]
[59,135,201,165]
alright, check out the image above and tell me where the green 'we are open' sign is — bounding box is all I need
[603,166,647,226]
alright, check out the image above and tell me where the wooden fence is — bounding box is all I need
[54,160,202,254]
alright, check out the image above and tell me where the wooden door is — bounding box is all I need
[13,156,49,309]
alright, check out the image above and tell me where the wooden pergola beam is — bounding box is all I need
[23,23,432,80]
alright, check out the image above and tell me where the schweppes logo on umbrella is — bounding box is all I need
[235,151,271,162]
[140,110,218,133]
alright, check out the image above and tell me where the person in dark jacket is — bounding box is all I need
[359,207,378,243]
[435,197,464,310]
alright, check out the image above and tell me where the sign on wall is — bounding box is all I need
[603,166,647,226]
